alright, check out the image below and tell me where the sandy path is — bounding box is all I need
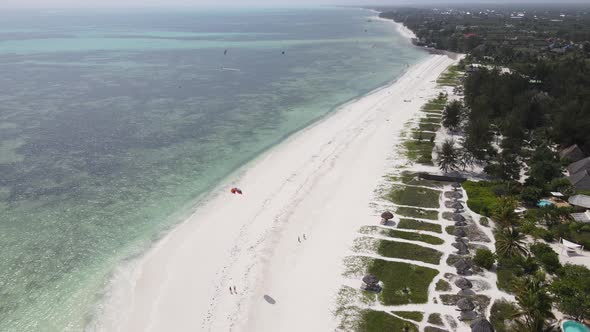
[96,54,456,332]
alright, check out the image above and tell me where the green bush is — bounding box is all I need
[530,242,561,274]
[520,186,543,206]
[473,248,495,270]
[462,180,502,216]
[480,217,489,227]
[490,299,518,332]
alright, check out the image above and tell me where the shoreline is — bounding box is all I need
[94,53,458,331]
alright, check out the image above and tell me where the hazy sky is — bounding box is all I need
[3,0,588,9]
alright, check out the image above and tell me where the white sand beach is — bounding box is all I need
[96,54,458,331]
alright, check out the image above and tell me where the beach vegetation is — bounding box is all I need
[512,274,555,332]
[376,240,442,265]
[402,140,434,165]
[435,279,452,292]
[392,311,424,322]
[494,227,528,258]
[436,139,460,173]
[386,185,440,209]
[490,299,519,332]
[359,226,444,245]
[529,243,561,274]
[427,313,444,326]
[395,207,438,220]
[492,197,520,229]
[395,171,444,188]
[358,310,418,332]
[398,219,442,233]
[367,259,438,305]
[551,264,590,321]
[473,248,495,270]
[441,100,464,131]
[462,180,503,216]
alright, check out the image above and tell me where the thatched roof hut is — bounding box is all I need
[381,211,394,221]
[456,241,469,255]
[447,191,463,199]
[460,310,478,321]
[455,221,468,227]
[452,182,462,188]
[455,278,473,290]
[451,202,464,210]
[453,214,466,222]
[457,298,475,311]
[470,318,495,332]
[454,228,467,238]
[458,289,476,296]
[362,275,379,285]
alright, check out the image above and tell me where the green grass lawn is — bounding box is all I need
[417,122,441,133]
[358,310,418,332]
[462,181,502,216]
[437,65,463,86]
[411,131,437,142]
[384,228,444,245]
[395,207,439,220]
[377,240,443,264]
[398,218,442,233]
[393,311,424,322]
[427,313,444,326]
[386,185,440,208]
[402,140,434,165]
[368,258,439,305]
[435,279,452,291]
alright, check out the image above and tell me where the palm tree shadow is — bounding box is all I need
[263,295,276,304]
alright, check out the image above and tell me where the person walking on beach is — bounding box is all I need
[233,286,237,294]
[303,233,306,240]
[229,287,233,295]
[298,236,301,243]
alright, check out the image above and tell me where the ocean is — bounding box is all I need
[0,7,426,330]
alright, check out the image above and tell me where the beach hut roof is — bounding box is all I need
[455,278,473,289]
[452,182,462,188]
[460,310,479,321]
[470,318,495,332]
[453,214,466,222]
[457,298,476,311]
[381,211,394,220]
[452,202,465,209]
[448,191,463,198]
[455,221,468,227]
[454,259,472,270]
[454,228,467,237]
[362,275,379,285]
[458,289,476,296]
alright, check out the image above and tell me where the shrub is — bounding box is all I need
[462,180,503,216]
[530,243,561,274]
[490,299,519,332]
[479,217,489,227]
[520,186,543,206]
[474,248,495,270]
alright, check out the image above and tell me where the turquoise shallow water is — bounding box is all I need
[0,7,426,330]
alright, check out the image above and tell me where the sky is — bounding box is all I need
[2,0,589,9]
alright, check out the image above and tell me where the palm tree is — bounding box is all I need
[437,139,460,173]
[512,275,555,332]
[492,197,519,228]
[495,227,528,258]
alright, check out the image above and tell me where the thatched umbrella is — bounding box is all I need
[451,202,464,210]
[452,182,462,188]
[362,275,379,285]
[458,289,476,296]
[470,318,495,332]
[454,259,472,275]
[448,191,463,199]
[453,214,466,222]
[455,241,469,255]
[460,310,478,321]
[455,278,473,290]
[457,298,475,311]
[381,211,394,221]
[455,221,468,227]
[456,237,469,244]
[454,228,467,238]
